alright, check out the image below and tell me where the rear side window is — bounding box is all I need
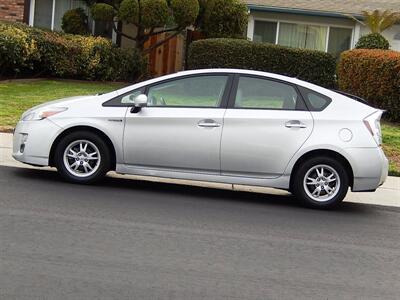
[233,76,306,110]
[298,86,332,111]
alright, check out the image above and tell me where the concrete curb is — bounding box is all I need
[1,132,399,207]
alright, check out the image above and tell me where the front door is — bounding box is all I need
[221,75,313,178]
[124,74,231,173]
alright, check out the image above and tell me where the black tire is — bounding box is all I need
[54,131,111,184]
[292,156,349,209]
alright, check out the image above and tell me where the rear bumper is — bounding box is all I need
[12,119,62,166]
[346,147,389,192]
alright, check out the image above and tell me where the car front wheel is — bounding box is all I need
[54,131,111,183]
[292,157,349,209]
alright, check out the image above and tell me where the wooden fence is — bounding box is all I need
[144,32,185,77]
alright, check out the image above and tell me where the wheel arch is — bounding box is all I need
[289,149,354,191]
[49,126,117,171]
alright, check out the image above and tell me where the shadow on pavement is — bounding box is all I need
[8,166,388,214]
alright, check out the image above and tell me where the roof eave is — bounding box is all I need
[248,5,364,20]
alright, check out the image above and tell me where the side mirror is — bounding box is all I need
[131,94,147,113]
[134,94,148,107]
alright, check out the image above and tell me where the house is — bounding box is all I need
[245,0,400,55]
[1,0,400,55]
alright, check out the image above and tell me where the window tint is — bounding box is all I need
[103,88,144,107]
[234,76,302,110]
[147,75,228,107]
[298,87,332,111]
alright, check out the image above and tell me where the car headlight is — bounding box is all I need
[22,107,68,121]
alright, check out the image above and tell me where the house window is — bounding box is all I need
[253,21,277,43]
[33,0,53,29]
[278,23,327,51]
[253,20,353,56]
[328,27,352,57]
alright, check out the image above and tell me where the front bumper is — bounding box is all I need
[346,146,389,192]
[12,119,62,166]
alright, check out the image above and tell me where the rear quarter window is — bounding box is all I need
[298,86,332,111]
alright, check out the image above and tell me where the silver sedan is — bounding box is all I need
[13,69,388,208]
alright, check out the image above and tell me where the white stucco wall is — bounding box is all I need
[360,24,400,51]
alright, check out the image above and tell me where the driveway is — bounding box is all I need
[0,165,399,299]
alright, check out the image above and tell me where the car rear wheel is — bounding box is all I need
[292,156,349,209]
[54,131,111,183]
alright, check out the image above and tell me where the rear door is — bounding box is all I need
[221,75,313,178]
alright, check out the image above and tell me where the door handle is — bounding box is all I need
[285,120,307,128]
[198,119,221,128]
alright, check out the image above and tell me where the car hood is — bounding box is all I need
[21,95,97,118]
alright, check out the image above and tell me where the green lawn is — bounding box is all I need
[0,79,127,129]
[382,122,400,176]
[1,79,399,176]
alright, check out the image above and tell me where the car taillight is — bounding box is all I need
[363,110,384,146]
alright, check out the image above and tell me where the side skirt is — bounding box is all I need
[116,164,290,190]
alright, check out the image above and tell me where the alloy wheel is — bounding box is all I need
[63,140,101,177]
[303,164,341,202]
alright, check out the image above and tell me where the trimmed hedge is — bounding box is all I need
[337,49,400,121]
[187,38,336,87]
[0,22,147,81]
[355,33,390,50]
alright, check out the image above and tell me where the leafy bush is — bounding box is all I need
[61,8,88,35]
[187,38,336,87]
[337,49,400,121]
[355,33,390,50]
[202,0,248,38]
[0,23,39,74]
[0,21,147,81]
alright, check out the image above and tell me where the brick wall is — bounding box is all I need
[0,0,26,23]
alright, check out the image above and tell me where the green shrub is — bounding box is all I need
[202,0,248,38]
[61,8,88,35]
[140,0,169,28]
[187,38,336,87]
[0,21,147,81]
[355,33,390,50]
[170,0,199,27]
[90,3,115,22]
[0,23,39,74]
[338,49,400,121]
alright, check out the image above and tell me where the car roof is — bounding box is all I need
[115,68,334,98]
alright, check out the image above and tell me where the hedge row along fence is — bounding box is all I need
[187,38,336,88]
[338,49,400,122]
[0,22,147,81]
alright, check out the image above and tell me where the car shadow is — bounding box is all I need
[9,166,388,214]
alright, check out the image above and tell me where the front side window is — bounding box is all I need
[103,88,144,107]
[234,76,303,110]
[147,75,228,107]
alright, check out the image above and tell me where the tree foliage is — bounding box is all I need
[348,10,400,33]
[91,0,200,52]
[202,0,248,38]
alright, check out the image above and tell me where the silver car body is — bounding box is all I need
[13,69,388,192]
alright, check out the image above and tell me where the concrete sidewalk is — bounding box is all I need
[1,132,399,207]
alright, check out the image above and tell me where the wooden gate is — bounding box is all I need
[144,33,185,77]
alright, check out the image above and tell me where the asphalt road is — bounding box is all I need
[0,166,399,300]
